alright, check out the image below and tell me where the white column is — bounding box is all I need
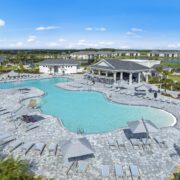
[138,72,141,84]
[120,72,123,80]
[146,74,149,83]
[98,70,101,76]
[105,71,108,77]
[113,72,117,82]
[129,73,132,85]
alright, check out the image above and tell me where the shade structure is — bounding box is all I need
[127,119,158,134]
[15,106,38,116]
[6,70,19,77]
[61,137,95,161]
[135,84,158,92]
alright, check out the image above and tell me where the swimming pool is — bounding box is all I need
[0,78,175,133]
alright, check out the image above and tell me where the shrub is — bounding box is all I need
[0,156,47,180]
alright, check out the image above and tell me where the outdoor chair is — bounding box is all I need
[77,160,89,173]
[21,142,35,155]
[26,124,39,132]
[114,163,124,178]
[116,138,126,149]
[154,137,167,148]
[108,139,117,149]
[130,138,143,149]
[129,164,140,179]
[0,136,16,146]
[101,164,110,178]
[9,140,23,152]
[0,133,12,141]
[48,143,57,155]
[34,143,46,155]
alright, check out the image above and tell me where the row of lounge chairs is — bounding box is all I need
[65,160,90,175]
[0,107,11,116]
[119,91,179,105]
[0,134,58,156]
[108,136,167,151]
[0,74,42,82]
[101,163,141,179]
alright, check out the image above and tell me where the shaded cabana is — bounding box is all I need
[135,84,159,92]
[15,106,38,116]
[61,137,95,162]
[6,71,19,78]
[127,119,158,139]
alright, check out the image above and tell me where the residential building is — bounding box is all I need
[39,59,79,74]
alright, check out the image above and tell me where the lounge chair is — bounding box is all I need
[116,139,125,149]
[64,160,75,175]
[154,137,166,148]
[130,139,142,148]
[114,163,124,178]
[108,139,116,149]
[34,143,46,155]
[77,161,89,173]
[0,137,16,146]
[141,138,151,146]
[129,164,140,179]
[48,143,57,155]
[26,124,39,132]
[0,133,12,140]
[21,142,35,155]
[0,111,10,116]
[101,164,110,178]
[9,140,23,152]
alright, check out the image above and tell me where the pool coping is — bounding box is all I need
[0,76,179,136]
[55,82,179,135]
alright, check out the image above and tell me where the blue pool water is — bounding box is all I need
[0,78,175,133]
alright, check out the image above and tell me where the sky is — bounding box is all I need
[0,0,180,49]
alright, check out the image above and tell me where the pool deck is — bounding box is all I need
[0,74,180,180]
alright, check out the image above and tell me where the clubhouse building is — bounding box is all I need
[87,59,151,85]
[39,59,80,74]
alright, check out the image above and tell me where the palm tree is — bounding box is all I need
[0,156,47,180]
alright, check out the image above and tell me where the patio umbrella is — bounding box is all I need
[61,137,95,162]
[127,118,158,140]
[6,70,19,77]
[15,106,38,116]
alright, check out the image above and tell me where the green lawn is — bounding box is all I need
[168,75,180,82]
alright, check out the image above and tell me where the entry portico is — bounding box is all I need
[89,59,150,85]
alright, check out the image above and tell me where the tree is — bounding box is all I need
[0,156,47,180]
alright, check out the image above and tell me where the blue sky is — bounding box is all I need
[0,0,180,49]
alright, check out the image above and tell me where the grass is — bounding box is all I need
[161,61,180,69]
[168,75,180,82]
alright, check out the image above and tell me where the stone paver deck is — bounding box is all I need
[0,74,180,180]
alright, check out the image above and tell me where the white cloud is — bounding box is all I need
[120,45,129,49]
[126,31,134,36]
[85,27,93,31]
[0,19,5,27]
[131,28,143,32]
[10,41,23,47]
[58,38,66,42]
[96,27,107,32]
[125,27,143,38]
[27,36,37,43]
[47,42,60,47]
[35,26,60,31]
[168,43,180,48]
[84,27,107,32]
[99,41,114,45]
